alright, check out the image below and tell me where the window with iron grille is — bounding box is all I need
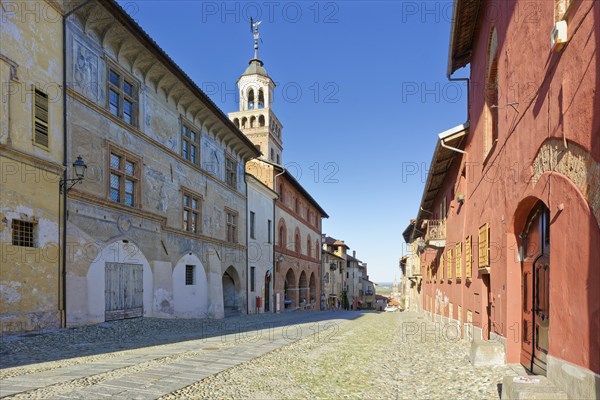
[108,67,138,126]
[33,88,49,148]
[109,148,140,207]
[225,155,237,188]
[183,191,201,234]
[12,220,36,247]
[250,266,255,291]
[226,209,238,243]
[185,265,195,285]
[181,122,200,165]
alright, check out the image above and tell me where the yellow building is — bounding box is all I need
[0,0,65,332]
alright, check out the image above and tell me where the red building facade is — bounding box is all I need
[412,0,599,397]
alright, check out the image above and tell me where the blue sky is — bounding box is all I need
[119,0,468,282]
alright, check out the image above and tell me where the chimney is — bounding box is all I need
[353,250,356,258]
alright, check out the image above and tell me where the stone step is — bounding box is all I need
[501,375,568,400]
[469,339,505,366]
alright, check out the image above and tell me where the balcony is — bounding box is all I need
[424,219,446,248]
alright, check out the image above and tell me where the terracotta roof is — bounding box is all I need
[447,0,483,75]
[278,169,329,218]
[346,254,362,263]
[411,124,469,242]
[322,236,348,248]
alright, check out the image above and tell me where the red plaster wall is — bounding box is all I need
[419,0,599,373]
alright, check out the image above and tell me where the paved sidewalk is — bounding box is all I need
[0,311,358,399]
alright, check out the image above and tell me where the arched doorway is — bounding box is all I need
[309,272,316,307]
[520,201,550,375]
[222,266,241,316]
[284,268,296,309]
[298,271,308,307]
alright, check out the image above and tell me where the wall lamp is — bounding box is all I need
[60,155,87,193]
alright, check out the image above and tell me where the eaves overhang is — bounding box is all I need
[411,123,469,242]
[447,0,483,76]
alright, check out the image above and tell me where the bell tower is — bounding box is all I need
[229,20,283,172]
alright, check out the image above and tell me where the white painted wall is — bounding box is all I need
[247,177,276,313]
[172,253,208,318]
[77,240,153,325]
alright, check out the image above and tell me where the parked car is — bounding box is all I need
[384,305,398,312]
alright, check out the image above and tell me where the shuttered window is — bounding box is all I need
[447,248,453,280]
[465,236,472,279]
[33,88,49,148]
[478,223,490,268]
[439,255,444,281]
[455,242,462,279]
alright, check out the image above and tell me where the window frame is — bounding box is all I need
[465,235,472,279]
[181,118,201,165]
[478,223,490,269]
[185,265,196,285]
[225,208,238,243]
[455,242,462,280]
[225,154,237,189]
[182,188,202,235]
[250,211,256,239]
[12,219,36,248]
[106,63,139,127]
[250,266,256,292]
[108,144,142,208]
[32,86,49,149]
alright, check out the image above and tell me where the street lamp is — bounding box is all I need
[60,155,87,193]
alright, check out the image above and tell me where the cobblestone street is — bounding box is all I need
[0,311,520,399]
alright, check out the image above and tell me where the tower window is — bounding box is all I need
[258,89,265,108]
[271,149,274,160]
[258,115,265,127]
[248,89,255,110]
[276,154,280,164]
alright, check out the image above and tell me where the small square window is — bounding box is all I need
[185,265,195,285]
[12,220,35,248]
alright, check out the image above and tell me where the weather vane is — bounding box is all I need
[250,17,262,60]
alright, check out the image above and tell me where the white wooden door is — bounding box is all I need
[105,262,143,321]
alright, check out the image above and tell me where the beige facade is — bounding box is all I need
[1,0,66,333]
[63,0,259,325]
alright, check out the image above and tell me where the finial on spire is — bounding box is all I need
[250,17,262,60]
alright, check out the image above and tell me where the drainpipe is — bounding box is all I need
[254,158,285,313]
[61,0,94,328]
[245,173,249,315]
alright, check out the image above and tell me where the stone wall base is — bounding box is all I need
[547,355,600,400]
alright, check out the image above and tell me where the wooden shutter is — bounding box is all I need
[447,248,452,280]
[33,88,49,147]
[465,236,472,278]
[478,223,490,268]
[439,256,444,281]
[455,242,462,279]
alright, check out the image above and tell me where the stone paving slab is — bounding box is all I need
[1,311,357,399]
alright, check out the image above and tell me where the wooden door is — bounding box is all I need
[105,262,143,321]
[521,259,534,368]
[520,203,550,374]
